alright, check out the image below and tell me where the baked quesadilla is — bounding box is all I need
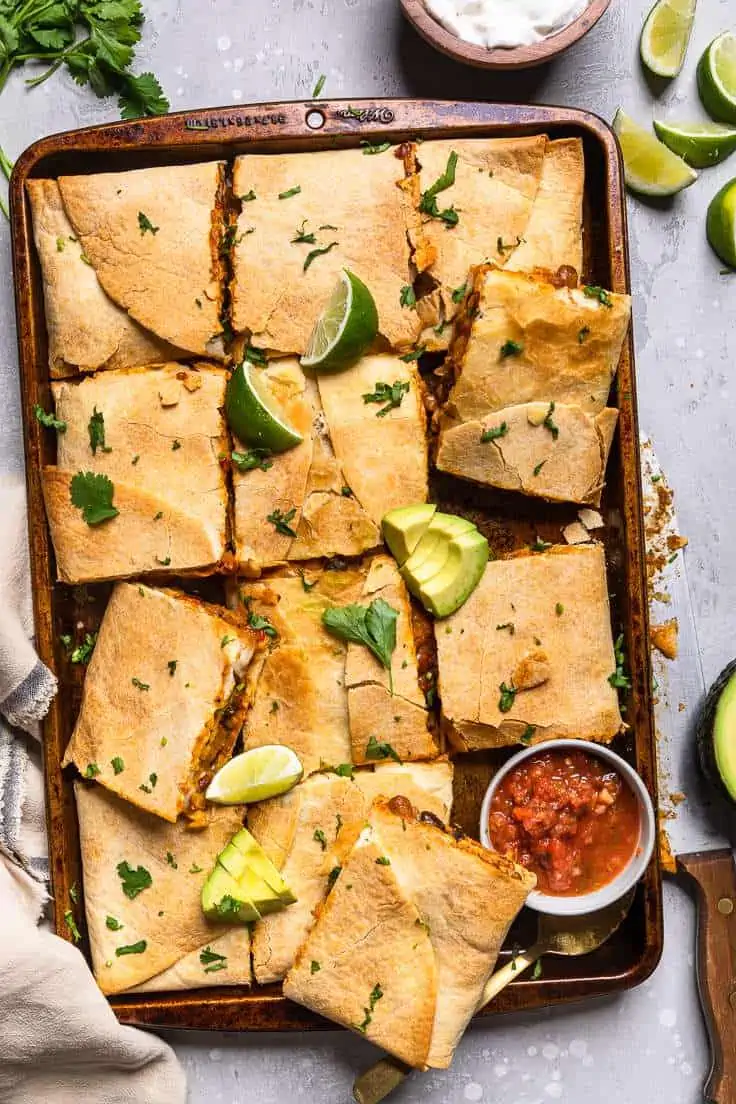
[405,137,583,348]
[42,364,229,583]
[75,782,251,995]
[238,556,438,776]
[63,583,260,824]
[435,266,631,504]
[248,761,454,984]
[436,545,624,750]
[27,179,183,377]
[283,798,536,1069]
[230,148,420,354]
[56,162,227,358]
[233,355,427,571]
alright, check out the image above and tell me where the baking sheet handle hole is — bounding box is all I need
[306,108,325,130]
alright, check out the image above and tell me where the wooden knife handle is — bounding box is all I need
[678,849,736,1104]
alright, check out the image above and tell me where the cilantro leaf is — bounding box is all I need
[399,284,416,309]
[106,915,123,930]
[419,151,459,227]
[70,471,119,526]
[303,240,338,271]
[71,632,97,664]
[119,71,169,119]
[365,735,401,763]
[247,611,278,640]
[115,940,147,956]
[34,404,66,432]
[267,507,297,537]
[312,73,326,97]
[360,140,391,155]
[88,407,111,454]
[498,682,516,713]
[499,340,523,359]
[480,422,508,443]
[362,380,410,417]
[543,401,559,441]
[117,860,152,899]
[323,599,398,687]
[583,285,613,308]
[137,210,159,235]
[64,910,81,942]
[231,448,273,472]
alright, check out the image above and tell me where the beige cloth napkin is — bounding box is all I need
[0,475,187,1104]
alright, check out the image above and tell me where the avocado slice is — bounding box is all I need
[428,513,477,539]
[230,828,296,905]
[418,531,489,619]
[201,865,261,923]
[201,828,297,922]
[698,659,736,804]
[382,504,437,566]
[401,513,478,596]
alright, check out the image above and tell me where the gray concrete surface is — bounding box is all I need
[2,0,735,1099]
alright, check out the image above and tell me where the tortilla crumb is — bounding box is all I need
[562,521,590,545]
[658,823,677,874]
[577,508,604,530]
[650,619,679,660]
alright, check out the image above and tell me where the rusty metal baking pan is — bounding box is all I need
[9,98,661,1031]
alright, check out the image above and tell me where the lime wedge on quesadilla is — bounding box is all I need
[226,360,304,451]
[206,745,304,805]
[300,269,378,373]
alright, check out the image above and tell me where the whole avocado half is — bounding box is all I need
[697,658,736,804]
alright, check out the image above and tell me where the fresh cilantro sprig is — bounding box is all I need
[323,599,398,691]
[0,0,169,129]
[362,380,410,418]
[419,151,459,227]
[70,471,118,526]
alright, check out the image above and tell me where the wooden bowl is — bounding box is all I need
[400,0,612,69]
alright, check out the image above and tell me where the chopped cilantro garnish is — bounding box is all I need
[451,282,468,303]
[216,895,242,918]
[111,756,124,775]
[168,660,177,676]
[131,677,149,691]
[530,537,552,552]
[327,865,342,890]
[496,622,515,634]
[543,402,559,441]
[533,460,547,477]
[399,346,425,362]
[231,448,273,472]
[64,910,81,942]
[83,762,100,779]
[311,959,321,973]
[116,940,147,956]
[481,422,508,443]
[520,724,536,745]
[303,241,339,271]
[578,326,591,344]
[365,734,401,763]
[357,983,384,1033]
[166,851,178,869]
[362,380,410,417]
[240,190,257,202]
[609,633,631,693]
[313,828,328,851]
[221,634,235,648]
[267,506,298,537]
[278,185,302,200]
[88,407,111,455]
[117,861,152,899]
[531,959,543,980]
[498,682,516,713]
[400,284,416,309]
[360,140,391,155]
[291,219,316,245]
[138,212,159,236]
[500,340,523,359]
[248,611,278,640]
[105,915,123,931]
[70,632,97,664]
[189,863,203,874]
[555,603,564,616]
[70,472,119,527]
[583,285,613,308]
[312,73,326,97]
[171,439,181,451]
[200,946,228,973]
[34,404,66,432]
[419,151,459,227]
[375,856,391,866]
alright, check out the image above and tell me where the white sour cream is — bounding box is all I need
[424,0,589,49]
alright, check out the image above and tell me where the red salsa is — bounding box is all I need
[488,749,640,896]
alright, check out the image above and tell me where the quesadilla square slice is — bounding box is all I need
[248,761,454,984]
[283,798,536,1069]
[230,148,420,354]
[237,565,367,776]
[63,583,261,824]
[27,180,184,377]
[447,265,632,422]
[74,782,250,995]
[404,136,547,341]
[436,400,619,507]
[56,162,227,358]
[506,137,585,277]
[345,556,439,765]
[41,364,229,583]
[436,545,624,751]
[130,928,252,993]
[232,355,427,571]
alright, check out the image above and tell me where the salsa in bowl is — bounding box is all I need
[479,740,656,917]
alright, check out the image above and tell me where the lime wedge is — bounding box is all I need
[225,361,303,452]
[206,746,304,805]
[300,269,378,373]
[698,32,736,124]
[640,0,696,78]
[613,109,698,196]
[653,119,736,167]
[706,177,736,267]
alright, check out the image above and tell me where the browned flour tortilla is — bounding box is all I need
[75,782,250,995]
[56,162,227,358]
[230,148,420,354]
[436,545,624,750]
[27,179,184,377]
[63,583,259,824]
[238,556,438,777]
[283,799,536,1069]
[41,364,230,583]
[248,762,453,984]
[436,265,631,505]
[232,355,428,571]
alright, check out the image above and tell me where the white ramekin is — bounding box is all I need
[479,739,656,917]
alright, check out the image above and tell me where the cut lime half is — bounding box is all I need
[613,109,698,196]
[698,32,736,124]
[706,177,736,268]
[300,268,378,373]
[225,360,303,452]
[653,119,736,167]
[640,0,696,79]
[206,745,304,805]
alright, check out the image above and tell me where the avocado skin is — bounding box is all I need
[697,658,736,805]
